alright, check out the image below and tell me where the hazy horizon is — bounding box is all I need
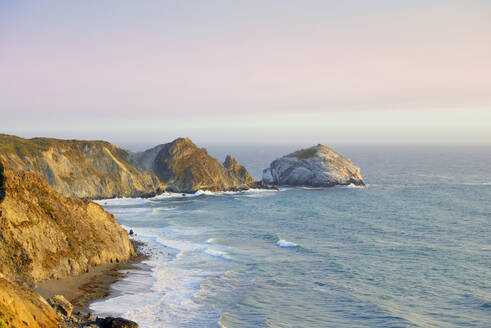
[1,1,490,145]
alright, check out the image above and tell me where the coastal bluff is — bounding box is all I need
[0,134,259,198]
[0,160,136,327]
[129,137,256,193]
[262,144,364,187]
[0,161,135,286]
[0,134,258,326]
[0,277,59,328]
[0,134,163,199]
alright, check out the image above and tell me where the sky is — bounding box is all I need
[0,0,490,146]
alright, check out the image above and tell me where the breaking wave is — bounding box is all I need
[276,239,299,248]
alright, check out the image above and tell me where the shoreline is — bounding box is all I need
[34,240,148,314]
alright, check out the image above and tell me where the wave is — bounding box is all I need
[108,207,154,215]
[95,188,278,207]
[93,197,148,206]
[151,188,275,199]
[453,181,491,186]
[343,183,366,188]
[89,230,176,320]
[150,192,199,200]
[91,223,242,327]
[205,247,232,260]
[195,188,277,197]
[296,184,367,190]
[151,207,176,214]
[276,239,299,248]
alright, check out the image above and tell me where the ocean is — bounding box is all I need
[91,145,491,328]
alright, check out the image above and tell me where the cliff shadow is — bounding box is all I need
[0,161,5,203]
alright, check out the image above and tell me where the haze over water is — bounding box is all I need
[91,145,491,327]
[2,1,491,145]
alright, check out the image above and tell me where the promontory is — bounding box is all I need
[0,159,135,327]
[0,134,260,199]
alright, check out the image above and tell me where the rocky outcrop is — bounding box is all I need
[262,144,364,187]
[0,277,59,328]
[48,297,139,328]
[0,134,164,199]
[0,281,141,328]
[130,138,256,192]
[96,317,139,328]
[48,295,73,317]
[0,162,135,286]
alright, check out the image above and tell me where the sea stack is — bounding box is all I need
[262,144,364,187]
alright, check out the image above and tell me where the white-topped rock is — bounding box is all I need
[262,144,364,187]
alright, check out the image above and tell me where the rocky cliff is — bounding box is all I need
[0,161,135,286]
[262,144,364,187]
[0,277,59,328]
[0,134,164,199]
[130,138,256,192]
[0,134,258,198]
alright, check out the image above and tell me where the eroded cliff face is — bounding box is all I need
[0,134,164,199]
[263,144,364,187]
[0,278,59,328]
[0,162,135,285]
[130,138,256,192]
[0,134,257,198]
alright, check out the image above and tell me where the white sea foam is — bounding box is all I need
[155,236,205,254]
[90,225,222,327]
[151,207,176,214]
[108,207,154,215]
[205,238,216,244]
[96,188,277,208]
[195,188,276,197]
[300,186,323,190]
[205,247,232,260]
[94,197,148,206]
[89,230,173,320]
[163,223,210,236]
[457,181,491,186]
[150,192,198,200]
[276,239,298,248]
[344,183,366,188]
[194,189,216,196]
[151,189,265,200]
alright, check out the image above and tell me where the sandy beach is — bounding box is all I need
[34,241,147,313]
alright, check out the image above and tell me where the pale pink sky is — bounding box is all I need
[1,1,490,144]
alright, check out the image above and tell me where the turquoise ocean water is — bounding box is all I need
[91,145,491,327]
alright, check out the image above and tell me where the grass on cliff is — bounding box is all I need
[0,315,17,328]
[286,147,319,160]
[0,134,51,157]
[0,134,138,174]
